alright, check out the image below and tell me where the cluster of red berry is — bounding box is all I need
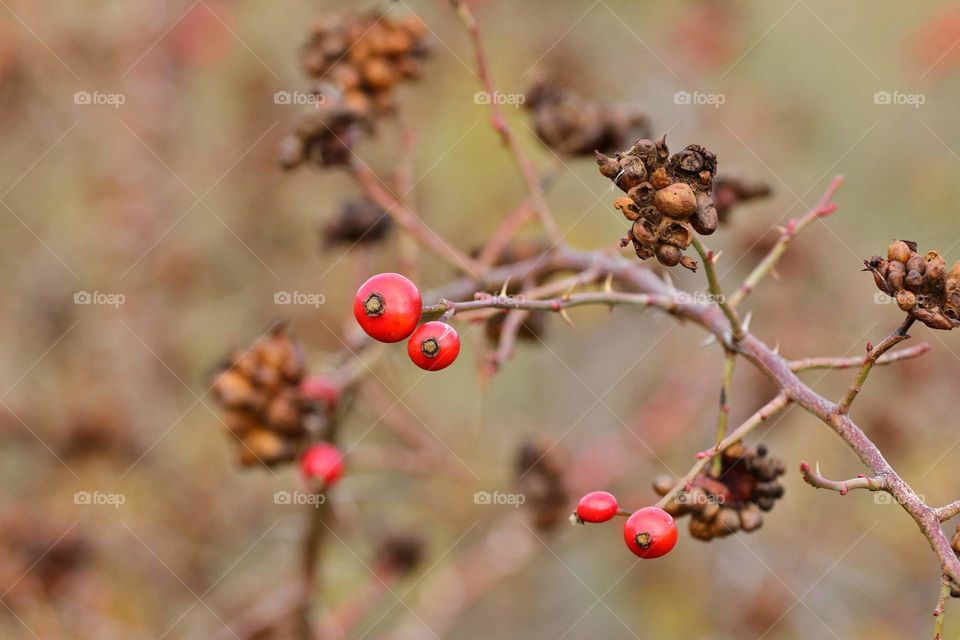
[573,492,678,559]
[353,273,461,371]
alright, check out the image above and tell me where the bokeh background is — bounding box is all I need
[2,0,960,638]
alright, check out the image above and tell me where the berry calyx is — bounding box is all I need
[407,321,460,371]
[299,443,344,486]
[353,273,422,343]
[300,375,341,412]
[574,491,619,523]
[623,507,678,559]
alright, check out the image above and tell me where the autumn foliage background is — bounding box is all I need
[3,1,960,638]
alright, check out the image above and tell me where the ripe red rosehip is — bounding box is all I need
[300,375,341,411]
[623,507,678,559]
[353,273,422,343]
[407,321,460,371]
[299,443,344,486]
[575,491,619,523]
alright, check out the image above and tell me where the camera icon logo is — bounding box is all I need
[74,291,92,304]
[274,291,292,305]
[473,491,492,505]
[674,91,692,105]
[474,92,491,105]
[73,491,92,505]
[873,91,892,105]
[74,91,92,105]
[274,91,292,105]
[274,491,292,505]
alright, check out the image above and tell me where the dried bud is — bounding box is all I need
[596,151,621,179]
[650,167,671,190]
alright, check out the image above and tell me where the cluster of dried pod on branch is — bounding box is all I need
[866,239,960,330]
[279,10,431,169]
[653,442,785,541]
[596,136,720,271]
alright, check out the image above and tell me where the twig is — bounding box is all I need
[799,461,885,494]
[728,175,844,308]
[788,343,930,371]
[837,316,916,414]
[352,161,483,275]
[691,237,744,340]
[934,576,951,640]
[451,0,561,242]
[711,351,737,476]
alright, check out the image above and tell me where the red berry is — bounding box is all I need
[353,273,422,343]
[575,491,619,523]
[299,443,344,486]
[623,507,677,559]
[300,376,341,411]
[407,321,460,371]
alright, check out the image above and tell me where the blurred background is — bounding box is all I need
[2,0,960,638]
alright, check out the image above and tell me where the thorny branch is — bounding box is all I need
[388,178,960,597]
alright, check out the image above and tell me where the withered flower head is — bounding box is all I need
[210,323,320,467]
[322,198,393,247]
[524,79,651,156]
[864,240,960,330]
[597,135,719,271]
[653,442,785,542]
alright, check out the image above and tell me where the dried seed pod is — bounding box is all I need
[652,475,675,496]
[657,219,694,249]
[650,167,671,190]
[652,183,697,218]
[739,504,763,532]
[710,507,741,537]
[691,192,719,235]
[887,261,906,291]
[655,242,682,267]
[617,156,647,191]
[679,255,699,272]
[212,370,255,408]
[631,218,658,244]
[896,290,917,311]
[596,151,621,179]
[888,241,912,263]
[689,516,713,541]
[614,197,640,221]
[628,182,656,208]
[905,270,923,292]
[239,428,295,467]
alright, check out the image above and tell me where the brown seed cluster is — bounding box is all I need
[322,198,393,248]
[596,136,719,271]
[713,173,772,224]
[524,79,652,156]
[211,324,319,467]
[302,11,429,117]
[279,90,367,169]
[516,441,569,531]
[653,442,785,541]
[865,240,960,330]
[280,11,430,170]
